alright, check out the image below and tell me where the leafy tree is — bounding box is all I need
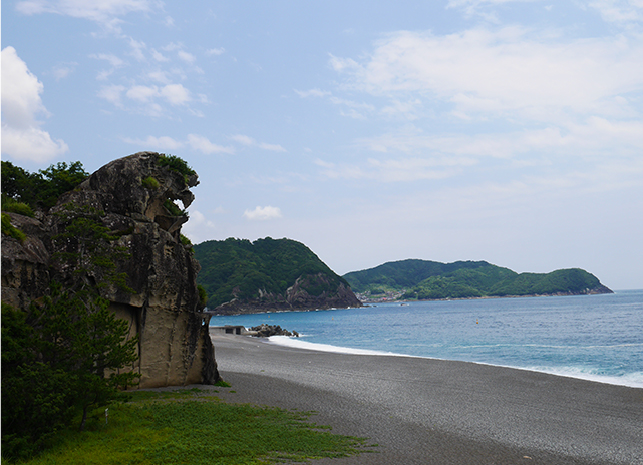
[1,302,75,460]
[2,202,140,459]
[2,287,139,459]
[52,204,132,294]
[1,160,88,211]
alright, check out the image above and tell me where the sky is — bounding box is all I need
[2,0,642,290]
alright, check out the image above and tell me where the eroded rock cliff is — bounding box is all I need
[1,152,218,388]
[215,273,362,315]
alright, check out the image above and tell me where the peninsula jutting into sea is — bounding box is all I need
[194,240,612,314]
[343,258,613,302]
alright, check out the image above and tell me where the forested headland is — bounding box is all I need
[194,237,361,314]
[343,259,612,301]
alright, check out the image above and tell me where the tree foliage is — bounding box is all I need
[1,193,140,460]
[51,204,132,294]
[158,153,196,186]
[1,160,88,212]
[1,213,27,242]
[344,259,607,300]
[2,289,139,460]
[343,259,498,293]
[194,237,347,308]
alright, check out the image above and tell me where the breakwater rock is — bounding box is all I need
[1,152,219,388]
[249,324,299,338]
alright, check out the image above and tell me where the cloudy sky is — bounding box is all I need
[2,0,642,289]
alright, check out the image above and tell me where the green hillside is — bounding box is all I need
[343,259,612,301]
[194,237,350,308]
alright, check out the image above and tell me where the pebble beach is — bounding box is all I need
[208,332,643,465]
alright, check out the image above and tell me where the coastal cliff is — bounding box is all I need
[1,152,219,388]
[194,237,362,315]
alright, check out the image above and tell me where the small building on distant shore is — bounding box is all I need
[210,325,247,336]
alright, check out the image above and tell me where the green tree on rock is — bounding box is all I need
[1,203,140,460]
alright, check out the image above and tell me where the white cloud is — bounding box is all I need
[181,209,218,243]
[162,42,182,52]
[243,206,283,221]
[151,49,169,62]
[1,126,69,163]
[295,88,331,98]
[332,28,643,121]
[316,155,474,182]
[123,133,240,154]
[380,99,423,120]
[231,134,286,152]
[295,88,375,119]
[589,0,643,24]
[122,135,183,150]
[90,52,125,80]
[126,84,158,102]
[128,38,146,61]
[160,84,190,105]
[15,0,162,33]
[98,84,126,106]
[231,134,254,146]
[258,142,287,152]
[90,52,124,67]
[147,70,170,83]
[187,134,235,154]
[206,47,225,56]
[122,83,190,106]
[177,50,196,64]
[51,62,76,80]
[352,116,643,162]
[1,46,68,162]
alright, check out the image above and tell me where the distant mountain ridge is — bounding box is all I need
[194,237,361,314]
[343,259,612,301]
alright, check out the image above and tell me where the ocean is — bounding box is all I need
[210,289,643,388]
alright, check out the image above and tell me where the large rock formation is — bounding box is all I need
[1,152,218,388]
[215,273,362,315]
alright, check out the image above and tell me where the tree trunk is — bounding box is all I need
[79,405,88,432]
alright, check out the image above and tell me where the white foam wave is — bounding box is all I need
[266,336,405,357]
[521,366,643,388]
[265,337,643,388]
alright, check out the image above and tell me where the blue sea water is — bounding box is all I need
[210,290,643,388]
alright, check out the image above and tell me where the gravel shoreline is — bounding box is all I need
[206,333,642,465]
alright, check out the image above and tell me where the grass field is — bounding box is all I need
[11,387,372,465]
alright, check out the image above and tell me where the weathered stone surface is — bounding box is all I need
[1,213,51,310]
[215,273,362,315]
[248,324,299,338]
[1,152,218,388]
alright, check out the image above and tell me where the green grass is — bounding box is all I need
[9,389,371,465]
[141,176,160,189]
[1,213,26,242]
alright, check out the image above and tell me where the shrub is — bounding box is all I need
[164,199,185,217]
[197,284,208,308]
[1,196,35,217]
[158,154,196,185]
[1,213,26,242]
[180,234,193,248]
[141,176,160,189]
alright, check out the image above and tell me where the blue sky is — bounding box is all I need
[2,0,642,289]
